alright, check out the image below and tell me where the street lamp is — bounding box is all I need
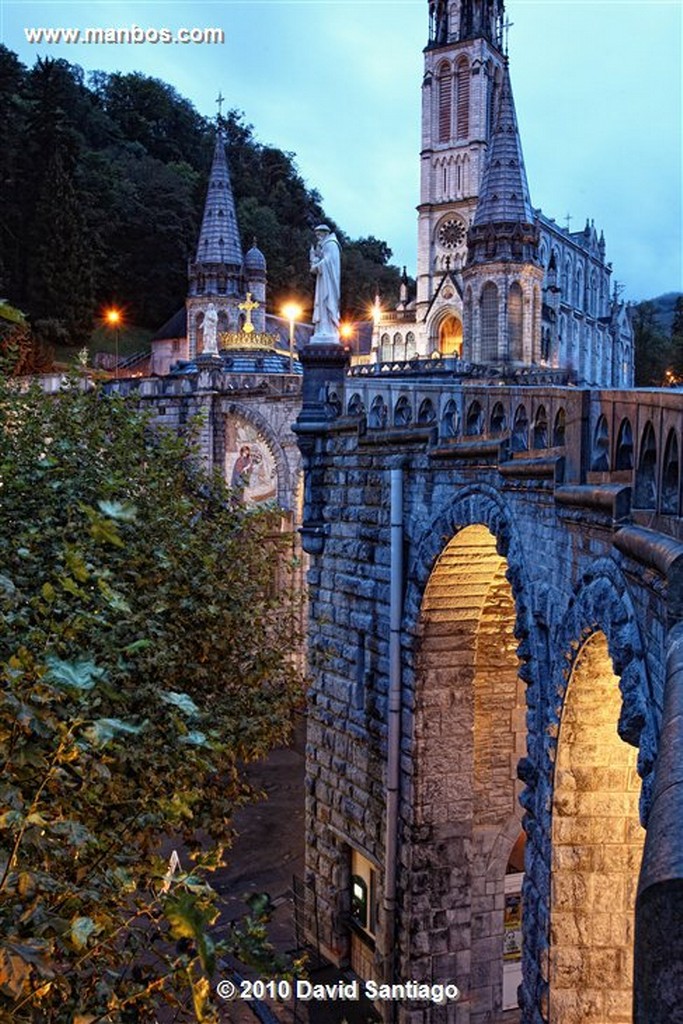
[105,308,122,379]
[371,297,382,363]
[282,301,303,374]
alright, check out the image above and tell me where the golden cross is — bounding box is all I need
[238,292,259,334]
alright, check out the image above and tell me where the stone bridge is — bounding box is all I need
[295,349,683,1024]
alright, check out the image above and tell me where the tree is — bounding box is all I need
[0,375,303,1021]
[670,295,683,379]
[633,301,670,386]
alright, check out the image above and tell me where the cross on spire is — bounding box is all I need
[216,91,225,119]
[502,16,514,55]
[565,212,573,232]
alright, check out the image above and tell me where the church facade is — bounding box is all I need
[375,0,633,388]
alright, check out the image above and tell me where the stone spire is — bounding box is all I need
[466,60,539,265]
[194,131,242,268]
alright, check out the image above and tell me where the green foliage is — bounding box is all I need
[0,46,401,340]
[0,375,304,1021]
[633,299,682,386]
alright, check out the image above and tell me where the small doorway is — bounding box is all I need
[438,314,463,356]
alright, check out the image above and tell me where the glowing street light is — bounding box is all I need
[340,322,354,344]
[282,301,303,374]
[105,308,122,379]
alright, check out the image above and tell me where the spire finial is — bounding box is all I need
[565,212,572,232]
[502,15,514,55]
[216,91,225,119]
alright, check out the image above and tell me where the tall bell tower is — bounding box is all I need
[417,0,506,346]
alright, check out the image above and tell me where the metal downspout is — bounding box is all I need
[384,467,403,998]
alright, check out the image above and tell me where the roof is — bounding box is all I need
[195,132,243,267]
[473,62,534,229]
[152,307,187,342]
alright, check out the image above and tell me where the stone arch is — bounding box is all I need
[533,405,548,449]
[591,413,610,471]
[437,312,463,356]
[220,400,293,510]
[550,630,645,1024]
[553,407,566,447]
[661,427,679,515]
[440,398,459,439]
[394,394,412,427]
[465,398,484,436]
[369,394,388,429]
[512,403,529,452]
[403,490,536,1020]
[490,400,507,436]
[417,397,436,425]
[634,420,657,509]
[615,418,634,470]
[347,392,365,418]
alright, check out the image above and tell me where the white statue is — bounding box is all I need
[203,303,219,353]
[310,225,341,344]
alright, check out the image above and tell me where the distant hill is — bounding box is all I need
[645,292,683,333]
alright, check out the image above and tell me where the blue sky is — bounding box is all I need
[2,0,681,302]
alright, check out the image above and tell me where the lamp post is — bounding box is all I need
[105,308,122,379]
[282,301,303,374]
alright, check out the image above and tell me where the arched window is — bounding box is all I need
[455,57,470,139]
[553,408,566,447]
[615,418,634,470]
[439,315,462,356]
[441,399,459,439]
[662,429,680,515]
[480,282,499,361]
[490,401,507,436]
[465,400,483,436]
[418,398,436,425]
[533,405,548,449]
[393,332,404,361]
[369,396,387,429]
[347,393,365,417]
[437,61,452,143]
[508,282,524,361]
[634,421,657,509]
[591,414,610,471]
[380,333,391,361]
[512,404,529,452]
[394,395,412,427]
[406,332,417,359]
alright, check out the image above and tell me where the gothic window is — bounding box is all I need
[490,402,507,436]
[634,421,657,509]
[480,282,499,361]
[441,399,459,439]
[393,332,405,361]
[465,400,483,436]
[615,418,634,470]
[533,406,549,449]
[406,332,417,359]
[661,429,680,515]
[455,57,470,139]
[591,414,610,471]
[380,333,391,361]
[512,404,529,452]
[418,398,436,425]
[369,396,387,429]
[553,407,566,446]
[394,395,412,427]
[575,267,583,310]
[437,61,452,143]
[509,282,524,361]
[347,393,366,417]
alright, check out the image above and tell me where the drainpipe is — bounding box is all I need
[384,467,404,995]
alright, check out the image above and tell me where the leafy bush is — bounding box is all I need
[0,374,304,1022]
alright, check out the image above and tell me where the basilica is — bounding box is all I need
[374,0,634,388]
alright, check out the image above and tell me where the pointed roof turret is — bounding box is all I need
[195,131,242,267]
[472,61,533,228]
[466,60,539,266]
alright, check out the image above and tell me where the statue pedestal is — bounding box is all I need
[310,330,340,346]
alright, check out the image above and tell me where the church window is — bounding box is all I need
[437,62,452,143]
[406,332,416,359]
[393,332,405,360]
[443,165,448,198]
[456,161,462,193]
[480,282,499,361]
[508,283,524,361]
[380,333,391,361]
[455,57,470,139]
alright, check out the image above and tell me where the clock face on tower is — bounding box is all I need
[437,218,466,250]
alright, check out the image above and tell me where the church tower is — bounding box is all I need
[462,61,543,363]
[416,0,506,351]
[187,130,248,359]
